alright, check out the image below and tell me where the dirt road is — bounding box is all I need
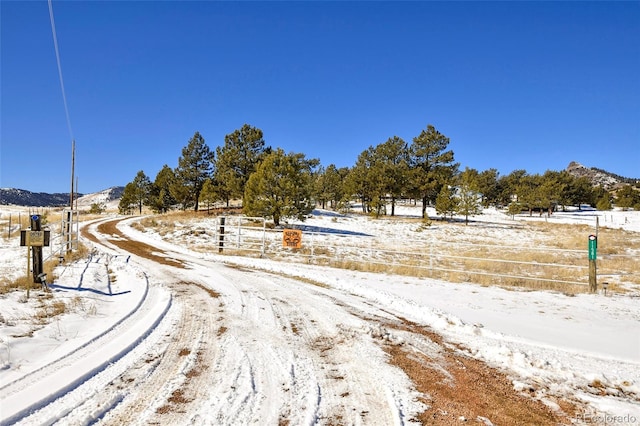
[3,217,578,425]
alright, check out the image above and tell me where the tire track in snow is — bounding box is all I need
[196,264,424,425]
[97,280,222,425]
[79,218,225,424]
[0,258,172,426]
[9,217,422,424]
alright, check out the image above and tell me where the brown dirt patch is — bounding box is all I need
[385,319,580,425]
[92,219,185,268]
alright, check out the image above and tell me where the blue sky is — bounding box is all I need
[1,1,638,194]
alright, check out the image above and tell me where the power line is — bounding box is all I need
[48,0,76,209]
[48,0,74,143]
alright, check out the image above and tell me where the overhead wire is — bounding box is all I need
[47,0,74,143]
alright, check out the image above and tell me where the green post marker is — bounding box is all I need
[588,234,597,260]
[588,234,597,293]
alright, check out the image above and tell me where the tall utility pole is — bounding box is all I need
[64,140,76,254]
[70,139,75,208]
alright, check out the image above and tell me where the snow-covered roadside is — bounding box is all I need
[209,255,640,419]
[0,224,174,424]
[1,206,639,424]
[117,208,640,421]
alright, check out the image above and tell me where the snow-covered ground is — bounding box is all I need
[0,205,639,425]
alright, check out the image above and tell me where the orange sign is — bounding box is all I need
[283,229,302,249]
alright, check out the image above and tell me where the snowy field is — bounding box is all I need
[0,204,639,425]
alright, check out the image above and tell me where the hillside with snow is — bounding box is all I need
[566,162,638,190]
[0,187,123,208]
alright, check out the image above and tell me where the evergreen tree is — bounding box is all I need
[199,178,218,214]
[507,201,522,218]
[344,147,381,214]
[476,168,499,207]
[314,164,344,210]
[243,148,316,226]
[312,166,329,210]
[118,182,137,215]
[214,124,268,206]
[435,184,458,220]
[538,170,565,216]
[149,165,177,214]
[175,131,214,211]
[409,124,458,218]
[591,185,609,209]
[615,185,640,210]
[560,174,593,210]
[89,203,105,214]
[596,195,612,211]
[119,171,151,214]
[497,169,527,207]
[514,173,540,216]
[131,170,152,214]
[456,167,482,224]
[375,136,410,216]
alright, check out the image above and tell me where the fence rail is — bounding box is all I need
[207,216,640,292]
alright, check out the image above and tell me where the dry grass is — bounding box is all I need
[0,244,88,296]
[134,213,640,294]
[136,217,176,236]
[62,243,90,263]
[69,295,98,315]
[34,299,67,324]
[0,276,24,295]
[532,221,640,252]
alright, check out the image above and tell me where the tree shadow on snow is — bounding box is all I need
[282,223,373,237]
[48,283,131,297]
[311,209,345,218]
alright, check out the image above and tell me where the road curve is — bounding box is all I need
[3,216,578,425]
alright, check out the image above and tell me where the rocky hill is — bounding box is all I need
[565,162,637,190]
[76,187,124,209]
[0,187,123,207]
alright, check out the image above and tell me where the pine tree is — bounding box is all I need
[243,148,315,226]
[497,169,527,207]
[199,178,218,214]
[507,201,522,218]
[476,168,499,207]
[149,165,177,213]
[435,184,458,220]
[175,132,214,211]
[119,171,151,214]
[375,136,410,216]
[214,124,268,206]
[344,147,380,214]
[615,185,640,210]
[131,170,152,214]
[312,164,344,210]
[596,195,612,211]
[456,167,482,225]
[409,125,458,218]
[118,182,137,215]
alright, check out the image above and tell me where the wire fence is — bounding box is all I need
[0,210,79,264]
[211,216,638,293]
[3,212,636,293]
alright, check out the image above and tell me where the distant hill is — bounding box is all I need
[565,162,638,190]
[0,188,77,207]
[0,187,123,207]
[76,187,124,209]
